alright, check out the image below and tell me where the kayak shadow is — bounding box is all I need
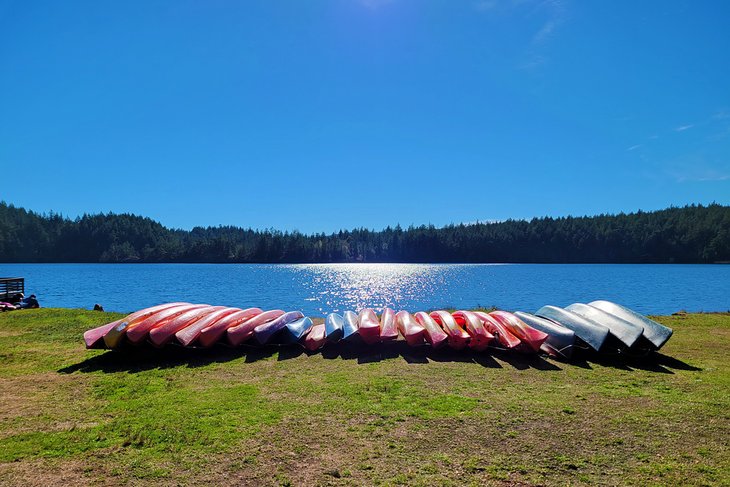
[58,343,696,374]
[585,351,702,374]
[58,345,271,374]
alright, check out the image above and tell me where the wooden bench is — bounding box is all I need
[0,277,25,302]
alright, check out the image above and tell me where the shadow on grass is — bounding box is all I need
[58,342,699,375]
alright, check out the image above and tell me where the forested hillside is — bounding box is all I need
[0,202,728,263]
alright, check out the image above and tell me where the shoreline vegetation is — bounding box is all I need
[1,202,729,264]
[0,309,727,485]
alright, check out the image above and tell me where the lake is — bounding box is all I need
[1,263,728,316]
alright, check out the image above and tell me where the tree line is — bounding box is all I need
[0,202,728,263]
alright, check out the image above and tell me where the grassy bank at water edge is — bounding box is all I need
[0,309,728,485]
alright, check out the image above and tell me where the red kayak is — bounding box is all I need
[379,308,399,342]
[429,310,470,350]
[489,311,548,352]
[126,304,209,344]
[101,302,190,349]
[175,307,241,346]
[452,310,494,351]
[304,323,327,351]
[358,309,382,344]
[198,308,264,347]
[149,306,225,347]
[414,312,448,349]
[227,309,284,346]
[473,311,522,349]
[395,311,426,346]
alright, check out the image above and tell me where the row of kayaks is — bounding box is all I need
[83,300,672,359]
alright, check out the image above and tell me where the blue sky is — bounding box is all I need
[1,0,728,232]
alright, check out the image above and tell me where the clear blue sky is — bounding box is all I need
[1,0,728,232]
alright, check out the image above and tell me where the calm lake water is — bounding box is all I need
[1,263,728,316]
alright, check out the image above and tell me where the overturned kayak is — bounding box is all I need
[379,308,399,342]
[84,319,124,349]
[395,310,426,346]
[226,310,283,346]
[280,317,314,345]
[149,306,225,347]
[358,308,382,345]
[473,311,521,349]
[304,323,327,351]
[126,304,209,344]
[536,305,609,351]
[101,302,190,349]
[254,311,304,345]
[430,310,470,350]
[342,311,360,342]
[514,311,576,359]
[324,313,344,343]
[414,312,448,349]
[566,303,643,349]
[199,308,265,347]
[589,300,673,350]
[452,311,493,351]
[488,311,548,352]
[175,307,241,346]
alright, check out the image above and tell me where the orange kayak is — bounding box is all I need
[175,307,241,347]
[198,307,264,347]
[414,312,448,349]
[429,310,470,350]
[227,309,284,346]
[149,306,225,347]
[473,311,522,349]
[304,323,327,351]
[489,311,548,352]
[379,308,399,341]
[126,304,209,344]
[452,310,493,351]
[102,302,190,348]
[358,309,381,344]
[395,310,426,346]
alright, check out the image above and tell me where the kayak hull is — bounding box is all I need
[536,305,610,351]
[588,300,673,350]
[514,311,575,359]
[324,313,345,343]
[566,303,643,349]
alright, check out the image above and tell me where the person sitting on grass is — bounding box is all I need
[17,294,40,309]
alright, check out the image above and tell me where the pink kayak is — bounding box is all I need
[429,310,470,350]
[473,311,522,349]
[395,311,426,346]
[101,302,190,349]
[149,306,225,347]
[227,309,284,346]
[198,308,264,347]
[489,311,548,352]
[452,310,494,351]
[358,309,382,344]
[126,304,209,344]
[84,319,124,349]
[379,308,399,341]
[304,323,327,351]
[175,307,241,346]
[414,312,448,349]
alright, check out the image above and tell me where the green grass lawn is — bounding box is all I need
[0,309,728,486]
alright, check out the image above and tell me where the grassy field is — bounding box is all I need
[0,309,728,486]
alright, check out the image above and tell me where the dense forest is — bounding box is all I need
[0,202,728,263]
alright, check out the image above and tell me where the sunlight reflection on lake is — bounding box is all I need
[2,263,728,315]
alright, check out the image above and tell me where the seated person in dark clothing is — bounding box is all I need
[17,294,40,309]
[9,293,24,305]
